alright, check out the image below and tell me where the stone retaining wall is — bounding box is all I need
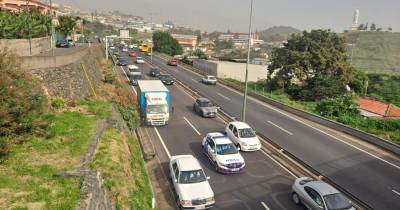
[30,45,104,101]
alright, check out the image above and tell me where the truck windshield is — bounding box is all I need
[147,104,168,114]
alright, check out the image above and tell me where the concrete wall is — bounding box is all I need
[0,37,51,56]
[21,47,90,70]
[192,59,268,82]
[29,45,104,101]
[192,59,218,76]
[216,61,268,82]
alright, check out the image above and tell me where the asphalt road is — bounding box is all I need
[114,51,305,210]
[137,52,400,210]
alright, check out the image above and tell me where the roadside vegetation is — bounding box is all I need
[0,11,51,39]
[0,50,153,209]
[152,31,183,56]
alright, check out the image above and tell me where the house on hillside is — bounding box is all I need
[356,97,400,119]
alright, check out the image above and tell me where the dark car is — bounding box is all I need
[159,74,174,85]
[150,67,161,77]
[117,59,127,66]
[193,98,218,118]
[129,72,142,86]
[56,40,69,48]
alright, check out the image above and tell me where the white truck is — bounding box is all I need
[137,80,170,126]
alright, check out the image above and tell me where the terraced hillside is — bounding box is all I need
[344,32,400,75]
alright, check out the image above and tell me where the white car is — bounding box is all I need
[202,75,217,85]
[202,132,245,174]
[225,121,261,151]
[136,57,145,64]
[127,65,139,75]
[169,155,215,209]
[122,48,128,52]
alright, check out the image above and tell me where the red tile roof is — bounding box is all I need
[356,97,400,118]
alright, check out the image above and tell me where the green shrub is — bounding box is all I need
[104,73,116,84]
[0,49,48,159]
[51,98,65,109]
[118,104,139,129]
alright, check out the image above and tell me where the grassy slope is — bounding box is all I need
[346,32,400,75]
[0,100,112,210]
[90,127,152,210]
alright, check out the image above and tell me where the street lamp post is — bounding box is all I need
[241,0,254,122]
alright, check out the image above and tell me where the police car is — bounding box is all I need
[202,132,245,174]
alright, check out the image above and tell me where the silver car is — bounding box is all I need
[193,98,218,118]
[292,177,355,210]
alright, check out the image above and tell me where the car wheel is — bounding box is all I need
[236,143,241,151]
[292,192,301,205]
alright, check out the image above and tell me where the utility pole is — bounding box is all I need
[49,0,55,56]
[241,0,254,122]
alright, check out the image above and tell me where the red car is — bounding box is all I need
[128,51,137,57]
[168,59,178,66]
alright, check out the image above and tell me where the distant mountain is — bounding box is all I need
[259,26,301,42]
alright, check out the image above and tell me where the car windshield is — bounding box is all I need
[324,193,352,210]
[147,104,168,114]
[239,128,256,138]
[179,170,206,184]
[199,101,213,107]
[160,75,172,80]
[216,143,238,155]
[131,75,141,80]
[208,76,216,80]
[137,57,143,59]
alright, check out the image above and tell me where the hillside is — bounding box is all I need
[343,32,400,75]
[259,26,301,42]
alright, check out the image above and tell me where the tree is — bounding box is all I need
[388,27,393,32]
[152,31,183,56]
[370,23,376,31]
[363,23,369,31]
[215,39,234,50]
[192,49,207,59]
[349,70,369,94]
[0,10,51,39]
[268,29,355,100]
[57,15,76,37]
[376,28,382,32]
[315,95,359,119]
[358,24,364,31]
[196,32,202,46]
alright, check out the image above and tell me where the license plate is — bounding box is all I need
[231,168,240,171]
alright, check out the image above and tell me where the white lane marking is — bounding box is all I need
[183,116,201,136]
[261,202,271,210]
[260,148,297,178]
[154,127,171,158]
[120,66,130,81]
[217,93,231,101]
[393,189,400,197]
[191,78,197,82]
[218,82,400,170]
[268,121,293,135]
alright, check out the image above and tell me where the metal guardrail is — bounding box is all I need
[146,52,374,210]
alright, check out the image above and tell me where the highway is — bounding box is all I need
[114,51,305,210]
[137,52,400,210]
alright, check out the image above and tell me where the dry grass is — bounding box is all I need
[91,127,152,210]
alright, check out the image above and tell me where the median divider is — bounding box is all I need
[148,52,373,210]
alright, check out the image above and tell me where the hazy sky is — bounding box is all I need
[55,0,400,32]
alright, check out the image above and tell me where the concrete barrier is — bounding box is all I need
[21,46,90,70]
[219,79,400,156]
[0,37,50,56]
